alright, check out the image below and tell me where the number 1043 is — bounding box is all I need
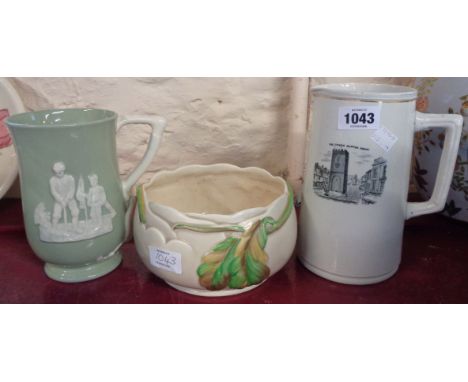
[344,112,375,124]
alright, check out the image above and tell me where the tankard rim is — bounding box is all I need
[312,83,417,102]
[6,108,117,129]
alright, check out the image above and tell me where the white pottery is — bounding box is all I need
[133,163,297,297]
[0,78,25,199]
[413,78,468,223]
[300,83,463,285]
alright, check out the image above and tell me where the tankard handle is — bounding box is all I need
[406,112,463,219]
[117,115,167,198]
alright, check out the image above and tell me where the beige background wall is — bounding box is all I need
[7,77,414,196]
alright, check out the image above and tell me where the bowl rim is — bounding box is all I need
[140,163,290,223]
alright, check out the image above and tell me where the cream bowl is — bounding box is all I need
[133,163,297,297]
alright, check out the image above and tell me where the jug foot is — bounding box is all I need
[44,251,122,283]
[166,281,261,297]
[298,256,399,285]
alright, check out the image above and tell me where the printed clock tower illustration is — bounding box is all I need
[329,149,349,194]
[312,146,387,205]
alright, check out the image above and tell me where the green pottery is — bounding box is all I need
[7,108,166,282]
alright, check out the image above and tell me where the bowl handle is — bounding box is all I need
[407,112,463,219]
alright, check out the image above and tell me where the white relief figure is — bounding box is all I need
[87,174,116,227]
[50,162,79,227]
[34,202,51,228]
[76,175,89,223]
[34,162,116,243]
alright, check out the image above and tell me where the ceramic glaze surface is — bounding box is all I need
[7,108,166,282]
[133,164,297,296]
[300,83,463,285]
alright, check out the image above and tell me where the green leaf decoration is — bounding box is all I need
[172,223,245,233]
[136,185,146,224]
[179,183,294,291]
[196,220,271,290]
[244,233,270,285]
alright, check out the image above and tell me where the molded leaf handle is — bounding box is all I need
[117,115,167,198]
[406,112,463,219]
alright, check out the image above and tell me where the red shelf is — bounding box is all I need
[1,198,467,303]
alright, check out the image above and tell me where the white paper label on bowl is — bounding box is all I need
[338,105,381,130]
[149,246,182,274]
[370,126,398,152]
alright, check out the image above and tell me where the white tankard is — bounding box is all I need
[299,83,463,285]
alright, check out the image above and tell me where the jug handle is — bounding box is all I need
[406,112,463,219]
[117,115,167,199]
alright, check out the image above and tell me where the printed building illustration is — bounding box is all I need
[360,170,372,194]
[313,148,388,205]
[313,163,329,190]
[369,157,387,195]
[328,149,349,194]
[365,157,387,195]
[360,157,387,203]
